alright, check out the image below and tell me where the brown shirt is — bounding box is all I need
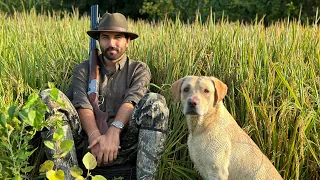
[69,54,151,119]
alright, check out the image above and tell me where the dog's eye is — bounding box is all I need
[183,87,189,92]
[204,89,210,93]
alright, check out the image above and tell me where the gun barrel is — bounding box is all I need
[87,5,109,134]
[89,5,98,51]
[88,5,99,95]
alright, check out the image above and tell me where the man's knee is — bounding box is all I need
[132,92,169,132]
[134,93,169,179]
[40,88,82,141]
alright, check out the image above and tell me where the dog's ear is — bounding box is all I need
[210,77,228,104]
[171,78,185,103]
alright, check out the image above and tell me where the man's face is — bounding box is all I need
[99,31,130,61]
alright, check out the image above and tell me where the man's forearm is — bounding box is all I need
[114,102,134,127]
[77,102,133,136]
[77,108,100,136]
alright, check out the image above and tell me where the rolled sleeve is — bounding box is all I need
[71,61,93,110]
[123,62,151,105]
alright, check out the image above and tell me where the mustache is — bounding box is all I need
[106,47,119,51]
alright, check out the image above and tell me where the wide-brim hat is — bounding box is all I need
[87,12,138,40]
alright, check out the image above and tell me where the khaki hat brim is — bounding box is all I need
[87,30,139,40]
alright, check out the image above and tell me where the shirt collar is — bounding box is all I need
[116,54,127,71]
[98,54,127,75]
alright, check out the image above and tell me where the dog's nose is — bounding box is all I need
[188,97,199,107]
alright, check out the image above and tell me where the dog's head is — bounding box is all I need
[171,76,227,116]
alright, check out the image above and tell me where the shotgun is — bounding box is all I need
[87,4,109,134]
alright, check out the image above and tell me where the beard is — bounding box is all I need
[102,46,124,60]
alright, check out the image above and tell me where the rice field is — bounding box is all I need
[0,9,319,179]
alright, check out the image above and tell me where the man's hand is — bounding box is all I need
[88,131,101,160]
[88,126,121,166]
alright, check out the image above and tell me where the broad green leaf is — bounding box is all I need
[70,166,83,178]
[0,113,6,128]
[24,93,40,108]
[19,109,33,127]
[13,176,22,180]
[82,152,97,170]
[8,105,18,120]
[28,109,36,126]
[36,174,47,179]
[60,139,74,152]
[53,127,64,141]
[33,111,45,130]
[92,175,106,180]
[44,141,55,150]
[39,160,54,173]
[46,170,64,180]
[49,88,66,108]
[75,176,85,180]
[21,166,34,173]
[50,88,59,100]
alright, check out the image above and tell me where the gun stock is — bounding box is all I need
[88,5,109,134]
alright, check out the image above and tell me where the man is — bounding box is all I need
[40,12,169,180]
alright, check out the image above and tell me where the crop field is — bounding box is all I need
[0,9,319,179]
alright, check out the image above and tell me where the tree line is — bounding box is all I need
[1,0,319,25]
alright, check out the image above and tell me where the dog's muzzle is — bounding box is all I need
[185,97,199,115]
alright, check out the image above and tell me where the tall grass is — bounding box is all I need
[0,9,319,179]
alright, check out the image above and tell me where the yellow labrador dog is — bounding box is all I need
[171,76,283,180]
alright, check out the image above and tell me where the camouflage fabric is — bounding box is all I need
[40,89,169,180]
[132,93,169,180]
[40,89,82,180]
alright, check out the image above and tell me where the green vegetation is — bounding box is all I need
[0,83,107,179]
[0,0,319,24]
[41,126,106,180]
[140,0,320,24]
[0,9,319,179]
[0,92,48,179]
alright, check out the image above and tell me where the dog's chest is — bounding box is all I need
[187,131,225,171]
[188,134,207,164]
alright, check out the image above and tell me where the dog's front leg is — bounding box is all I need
[208,164,229,180]
[207,142,231,180]
[208,174,227,180]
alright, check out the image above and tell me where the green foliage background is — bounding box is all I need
[0,6,319,180]
[0,0,320,24]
